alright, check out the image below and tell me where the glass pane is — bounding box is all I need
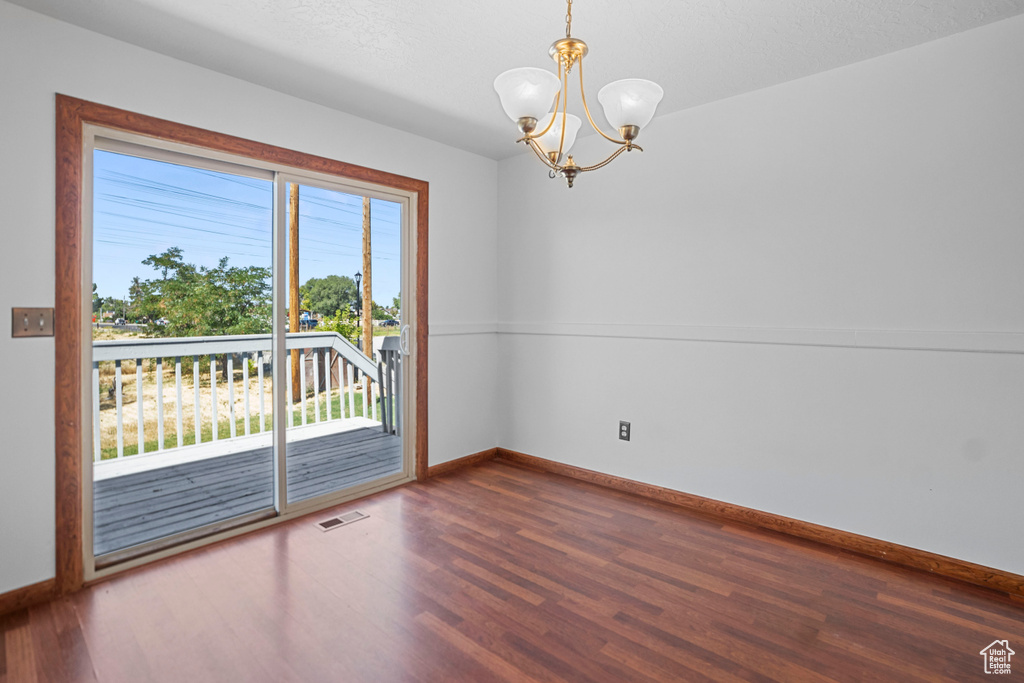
[90,149,275,558]
[284,183,403,504]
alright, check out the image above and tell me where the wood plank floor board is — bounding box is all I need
[610,589,827,681]
[92,460,273,511]
[426,475,562,530]
[0,612,14,683]
[95,485,273,535]
[817,590,991,675]
[286,440,401,479]
[222,532,467,683]
[92,428,400,556]
[477,465,1024,676]
[2,612,35,683]
[68,582,154,683]
[0,616,6,682]
[589,532,970,675]
[287,439,401,477]
[597,639,720,683]
[492,582,671,683]
[531,615,664,683]
[45,599,99,683]
[443,530,635,614]
[24,604,72,683]
[95,494,274,542]
[902,590,1024,632]
[93,429,395,503]
[431,532,571,606]
[288,445,401,481]
[525,486,998,678]
[94,436,388,508]
[822,610,970,680]
[284,430,395,462]
[402,487,524,539]
[91,451,274,501]
[287,454,401,499]
[431,562,556,640]
[93,497,275,557]
[598,600,773,682]
[301,534,527,683]
[286,453,396,487]
[177,547,327,683]
[94,441,397,523]
[7,459,1024,681]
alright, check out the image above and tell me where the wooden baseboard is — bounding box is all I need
[428,448,498,478]
[0,578,56,617]
[495,448,1024,599]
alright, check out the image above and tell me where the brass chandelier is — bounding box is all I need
[493,0,664,188]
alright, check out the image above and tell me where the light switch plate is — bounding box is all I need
[12,308,54,337]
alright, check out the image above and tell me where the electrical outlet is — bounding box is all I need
[12,308,54,338]
[619,421,630,441]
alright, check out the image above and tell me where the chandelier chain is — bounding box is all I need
[566,0,573,37]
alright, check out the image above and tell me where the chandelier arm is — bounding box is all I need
[531,60,564,140]
[577,58,628,146]
[576,144,638,173]
[525,138,563,171]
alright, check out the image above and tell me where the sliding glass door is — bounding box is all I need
[89,143,278,565]
[84,129,415,572]
[282,180,407,506]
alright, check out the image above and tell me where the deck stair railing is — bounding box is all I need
[92,331,393,462]
[377,335,402,436]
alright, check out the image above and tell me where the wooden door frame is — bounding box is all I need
[55,94,429,595]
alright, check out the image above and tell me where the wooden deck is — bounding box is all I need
[93,427,402,557]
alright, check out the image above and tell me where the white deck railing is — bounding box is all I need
[92,332,393,463]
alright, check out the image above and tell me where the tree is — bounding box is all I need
[300,275,357,317]
[145,246,183,280]
[138,248,271,337]
[317,308,359,344]
[92,292,116,317]
[371,300,391,320]
[102,296,122,317]
[128,276,145,321]
[91,286,120,318]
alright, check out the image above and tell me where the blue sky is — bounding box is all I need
[92,149,402,307]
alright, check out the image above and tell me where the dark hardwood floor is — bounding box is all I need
[93,427,402,556]
[4,459,1023,682]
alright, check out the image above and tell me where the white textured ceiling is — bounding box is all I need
[12,0,1024,159]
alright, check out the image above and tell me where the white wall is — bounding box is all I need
[0,1,498,594]
[497,14,1024,574]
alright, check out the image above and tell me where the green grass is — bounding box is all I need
[100,390,381,460]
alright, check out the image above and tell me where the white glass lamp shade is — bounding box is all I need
[493,67,561,123]
[533,112,582,157]
[597,79,664,131]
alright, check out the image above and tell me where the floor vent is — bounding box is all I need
[316,510,369,532]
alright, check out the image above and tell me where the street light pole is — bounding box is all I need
[354,271,363,357]
[354,272,362,315]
